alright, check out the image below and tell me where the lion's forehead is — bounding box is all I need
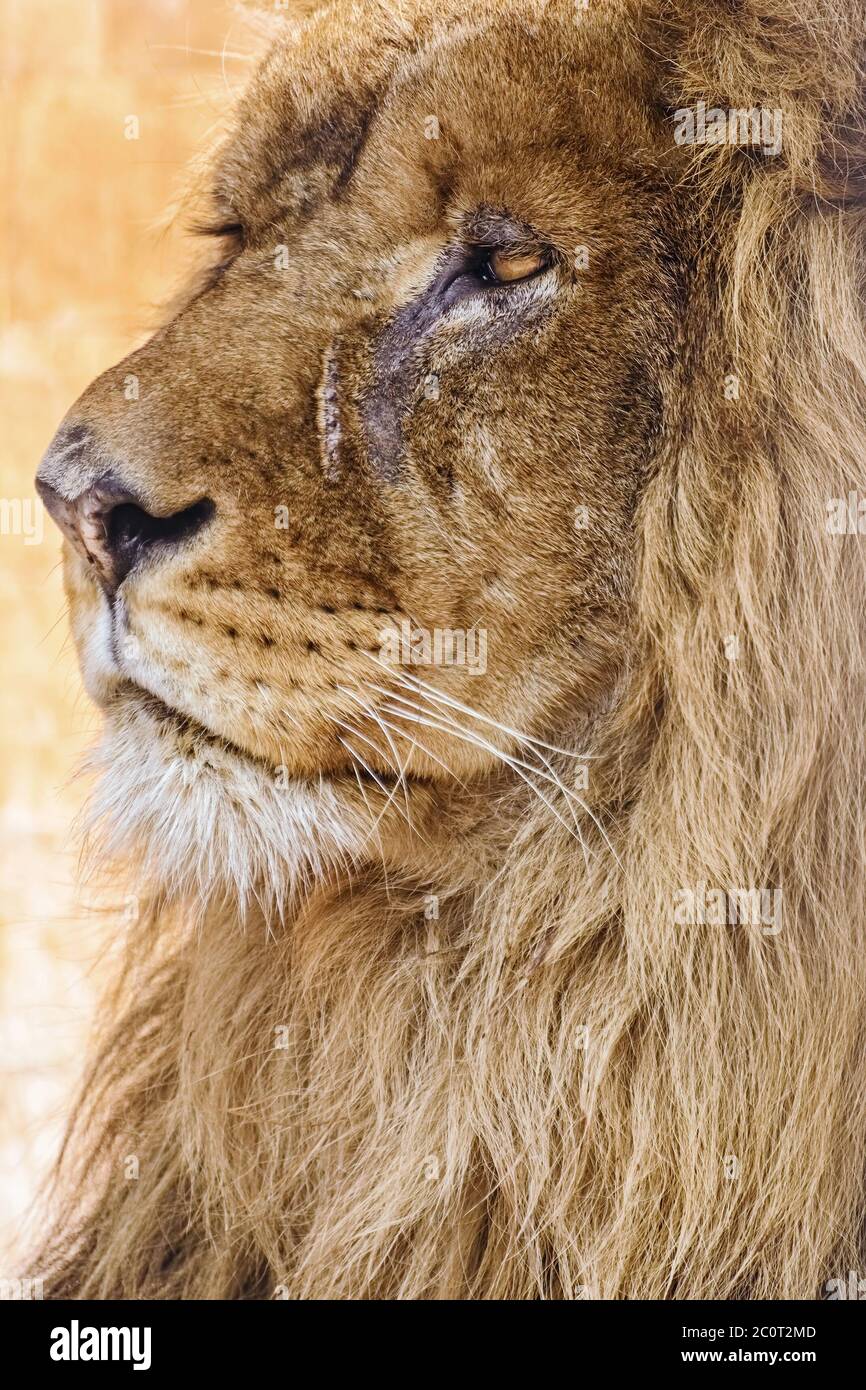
[217,0,657,238]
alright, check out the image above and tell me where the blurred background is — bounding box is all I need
[0,0,263,1265]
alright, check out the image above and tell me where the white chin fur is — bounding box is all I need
[80,696,369,913]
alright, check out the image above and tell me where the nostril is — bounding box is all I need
[95,492,216,590]
[107,496,216,557]
[37,465,216,592]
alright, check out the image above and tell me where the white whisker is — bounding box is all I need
[364,655,595,762]
[376,716,468,787]
[379,702,583,847]
[148,45,256,61]
[336,687,414,828]
[328,722,415,836]
[363,665,621,869]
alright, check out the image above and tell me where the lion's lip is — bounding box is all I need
[116,680,265,766]
[119,681,208,735]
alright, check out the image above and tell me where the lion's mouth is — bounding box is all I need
[115,682,396,789]
[115,681,270,768]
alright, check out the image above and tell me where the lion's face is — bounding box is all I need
[37,2,683,829]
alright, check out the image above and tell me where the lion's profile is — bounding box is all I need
[33,0,866,1298]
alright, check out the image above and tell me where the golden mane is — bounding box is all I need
[34,0,866,1298]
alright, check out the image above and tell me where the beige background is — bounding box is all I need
[0,0,260,1264]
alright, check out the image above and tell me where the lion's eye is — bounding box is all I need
[481,249,549,284]
[431,241,553,313]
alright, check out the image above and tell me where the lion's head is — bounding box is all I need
[38,0,680,901]
[34,0,866,1299]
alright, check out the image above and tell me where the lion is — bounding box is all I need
[32,0,866,1299]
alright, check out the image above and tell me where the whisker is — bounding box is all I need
[328,711,415,836]
[147,45,256,62]
[379,702,583,846]
[379,691,586,816]
[354,683,470,788]
[531,741,623,872]
[363,655,595,762]
[327,723,415,836]
[346,756,394,897]
[366,668,622,869]
[336,686,414,828]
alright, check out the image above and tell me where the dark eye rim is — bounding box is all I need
[193,217,246,242]
[425,241,558,317]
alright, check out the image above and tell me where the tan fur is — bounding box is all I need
[33,0,866,1298]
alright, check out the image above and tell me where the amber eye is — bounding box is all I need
[484,248,549,284]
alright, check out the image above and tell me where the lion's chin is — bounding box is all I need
[80,689,371,913]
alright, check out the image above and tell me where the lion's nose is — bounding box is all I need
[36,430,214,594]
[36,476,214,593]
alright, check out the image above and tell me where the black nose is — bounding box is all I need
[36,472,215,593]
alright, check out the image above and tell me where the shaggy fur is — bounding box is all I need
[33,0,866,1298]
